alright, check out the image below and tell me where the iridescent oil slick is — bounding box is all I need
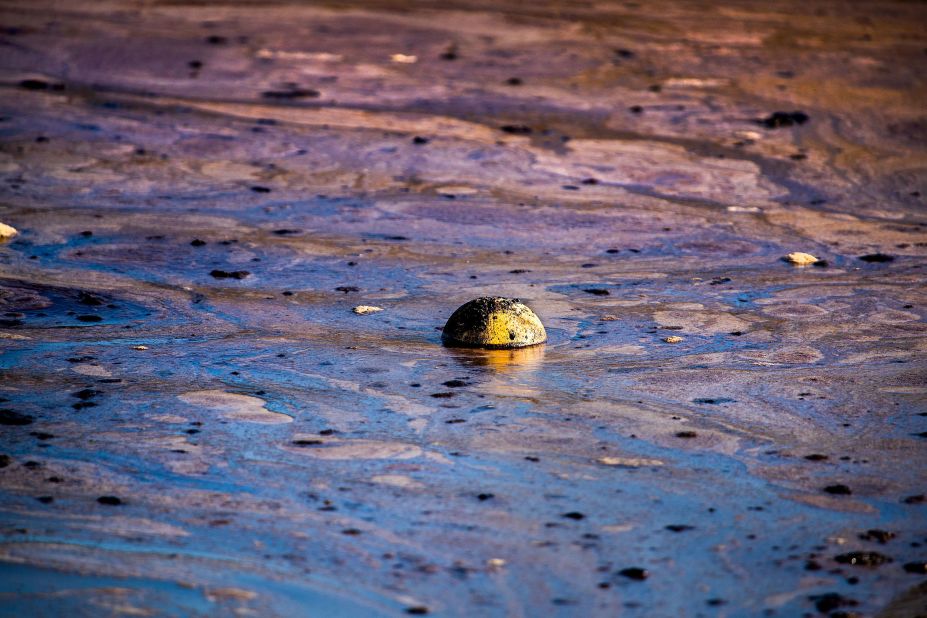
[0,1,926,615]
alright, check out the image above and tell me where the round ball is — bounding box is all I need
[442,297,547,349]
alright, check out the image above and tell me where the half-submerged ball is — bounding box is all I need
[442,297,547,349]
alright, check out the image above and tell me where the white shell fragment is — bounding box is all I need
[784,252,819,266]
[0,222,18,239]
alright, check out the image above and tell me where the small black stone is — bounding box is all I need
[834,551,892,567]
[809,592,856,613]
[97,496,122,506]
[618,567,648,580]
[261,89,319,100]
[759,111,809,128]
[210,270,250,280]
[858,253,894,263]
[0,409,33,426]
[859,529,896,544]
[500,124,532,135]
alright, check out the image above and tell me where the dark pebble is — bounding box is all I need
[412,136,429,144]
[20,79,64,91]
[77,292,105,306]
[903,561,927,574]
[442,380,468,388]
[261,89,319,99]
[810,592,856,613]
[500,124,532,135]
[210,270,250,280]
[675,431,697,438]
[618,567,648,580]
[191,239,206,246]
[823,484,852,495]
[562,512,585,520]
[97,496,122,505]
[76,315,103,322]
[834,551,892,567]
[583,288,610,296]
[858,253,894,263]
[804,454,828,461]
[859,529,895,544]
[335,286,359,293]
[759,111,809,128]
[665,524,694,532]
[37,496,53,504]
[0,409,34,426]
[251,185,272,193]
[902,494,925,504]
[405,608,429,615]
[477,493,494,501]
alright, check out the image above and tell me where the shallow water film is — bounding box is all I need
[1,1,926,616]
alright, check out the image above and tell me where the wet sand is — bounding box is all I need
[0,1,926,615]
